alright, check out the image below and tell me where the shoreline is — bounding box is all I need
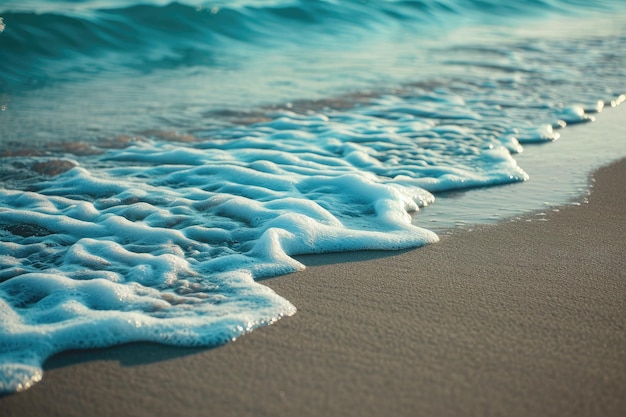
[1,168,625,416]
[1,108,625,416]
[415,102,626,232]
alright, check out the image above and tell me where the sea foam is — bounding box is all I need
[0,83,622,393]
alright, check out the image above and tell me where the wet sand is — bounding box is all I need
[1,131,625,416]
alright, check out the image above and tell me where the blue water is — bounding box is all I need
[1,0,625,392]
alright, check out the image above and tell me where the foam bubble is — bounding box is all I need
[3,81,616,391]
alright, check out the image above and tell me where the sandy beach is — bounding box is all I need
[1,115,625,416]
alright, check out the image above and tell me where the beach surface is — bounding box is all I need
[1,118,625,416]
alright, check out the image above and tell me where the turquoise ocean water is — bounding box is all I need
[1,0,625,392]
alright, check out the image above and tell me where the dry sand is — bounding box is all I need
[1,120,625,416]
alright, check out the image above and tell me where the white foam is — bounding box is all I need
[3,83,614,391]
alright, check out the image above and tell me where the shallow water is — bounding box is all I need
[1,0,625,392]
